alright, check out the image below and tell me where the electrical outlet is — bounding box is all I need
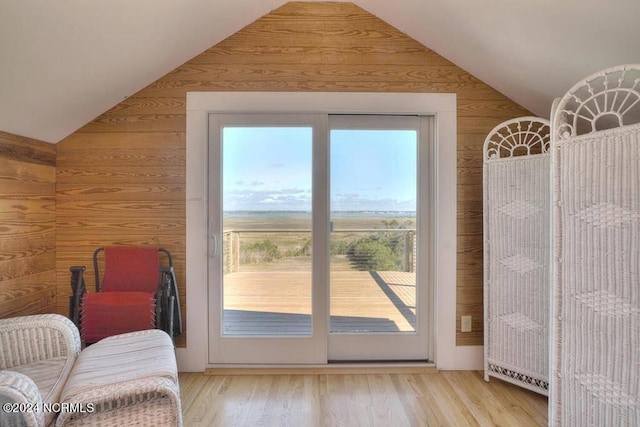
[461,315,472,332]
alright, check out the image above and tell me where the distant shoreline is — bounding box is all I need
[223,211,416,231]
[224,210,416,218]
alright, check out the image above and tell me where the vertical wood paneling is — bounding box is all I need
[0,131,56,318]
[56,1,531,348]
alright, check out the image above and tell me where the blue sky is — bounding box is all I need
[223,127,417,212]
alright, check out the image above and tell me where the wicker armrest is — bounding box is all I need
[56,376,182,426]
[0,314,81,370]
[0,370,44,427]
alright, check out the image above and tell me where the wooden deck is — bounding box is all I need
[223,270,416,335]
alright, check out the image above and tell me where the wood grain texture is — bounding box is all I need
[0,131,56,166]
[0,133,56,318]
[179,370,548,426]
[56,131,186,346]
[57,1,532,348]
[221,271,416,335]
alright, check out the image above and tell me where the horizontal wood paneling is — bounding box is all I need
[56,166,185,184]
[134,80,510,100]
[190,45,452,66]
[58,1,532,348]
[55,219,186,235]
[0,197,55,215]
[60,132,184,149]
[0,253,56,285]
[56,150,184,167]
[56,130,186,346]
[0,158,56,183]
[0,274,56,319]
[56,184,184,201]
[78,114,186,134]
[0,132,56,318]
[162,64,483,83]
[0,131,56,166]
[0,234,55,262]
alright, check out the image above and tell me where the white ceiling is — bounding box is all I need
[1,0,639,143]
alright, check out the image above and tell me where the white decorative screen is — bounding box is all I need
[551,64,640,426]
[483,117,551,395]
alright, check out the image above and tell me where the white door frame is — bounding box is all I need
[181,92,464,371]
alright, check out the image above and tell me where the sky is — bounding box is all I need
[223,126,417,212]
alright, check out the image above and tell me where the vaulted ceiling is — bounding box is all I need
[1,0,639,143]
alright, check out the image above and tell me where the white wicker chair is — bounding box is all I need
[1,314,81,427]
[550,63,640,426]
[483,117,551,395]
[0,314,182,427]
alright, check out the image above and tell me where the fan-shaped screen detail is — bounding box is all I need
[484,117,551,161]
[553,64,640,139]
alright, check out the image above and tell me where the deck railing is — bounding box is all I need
[222,228,416,274]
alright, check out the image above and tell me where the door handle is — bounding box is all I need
[208,216,218,258]
[209,234,218,258]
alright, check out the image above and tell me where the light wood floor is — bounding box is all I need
[179,370,548,426]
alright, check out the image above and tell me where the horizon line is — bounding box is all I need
[223,209,417,212]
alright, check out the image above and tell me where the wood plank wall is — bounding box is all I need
[56,1,531,347]
[55,133,185,346]
[0,131,56,318]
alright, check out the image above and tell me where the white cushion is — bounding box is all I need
[61,329,177,402]
[9,356,74,426]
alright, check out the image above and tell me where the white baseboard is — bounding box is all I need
[437,345,483,371]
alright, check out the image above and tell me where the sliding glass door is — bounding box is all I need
[208,114,432,364]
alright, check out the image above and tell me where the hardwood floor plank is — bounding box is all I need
[179,371,548,426]
[421,372,478,426]
[442,371,512,426]
[476,371,548,426]
[367,373,412,425]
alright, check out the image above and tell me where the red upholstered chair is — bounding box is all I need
[69,246,182,344]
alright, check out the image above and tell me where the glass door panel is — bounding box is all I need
[208,114,327,365]
[222,127,313,336]
[330,128,417,333]
[328,115,430,361]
